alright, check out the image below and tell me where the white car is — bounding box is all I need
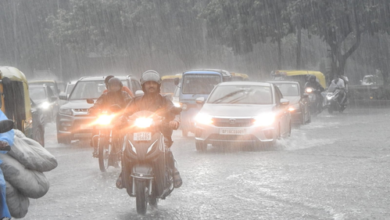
[194,81,291,151]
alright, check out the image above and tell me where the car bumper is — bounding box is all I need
[195,123,277,145]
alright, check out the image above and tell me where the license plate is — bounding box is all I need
[220,128,247,135]
[134,132,152,141]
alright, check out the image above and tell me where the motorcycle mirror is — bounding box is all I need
[86,98,95,104]
[0,119,14,133]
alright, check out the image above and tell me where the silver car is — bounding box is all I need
[194,81,291,151]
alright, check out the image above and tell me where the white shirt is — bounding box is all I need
[331,78,345,89]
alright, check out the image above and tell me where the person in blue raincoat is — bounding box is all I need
[0,109,14,220]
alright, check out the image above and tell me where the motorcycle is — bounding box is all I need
[122,109,180,215]
[305,87,322,114]
[326,86,346,114]
[90,104,124,172]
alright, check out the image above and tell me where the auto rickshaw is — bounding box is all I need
[161,73,182,97]
[271,70,327,90]
[0,66,45,146]
[231,72,249,81]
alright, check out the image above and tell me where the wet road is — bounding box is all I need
[20,104,390,220]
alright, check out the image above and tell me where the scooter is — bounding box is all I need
[305,87,322,114]
[326,88,346,114]
[121,110,179,215]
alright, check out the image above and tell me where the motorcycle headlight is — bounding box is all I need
[40,102,50,110]
[96,114,114,125]
[326,93,334,100]
[59,108,73,116]
[194,113,213,125]
[305,88,313,93]
[253,113,275,126]
[173,101,182,108]
[134,118,153,128]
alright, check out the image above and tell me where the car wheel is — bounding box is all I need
[33,127,45,147]
[195,140,207,152]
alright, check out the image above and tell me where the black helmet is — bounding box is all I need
[140,70,161,85]
[107,77,123,92]
[308,75,316,82]
[104,75,114,85]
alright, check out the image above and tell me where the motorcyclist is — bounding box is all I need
[304,75,325,112]
[116,70,182,189]
[89,77,133,158]
[330,74,347,108]
[102,75,134,97]
[0,110,14,220]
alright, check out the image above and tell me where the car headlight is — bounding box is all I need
[288,104,299,112]
[134,118,153,128]
[40,102,50,110]
[253,113,275,126]
[59,108,73,116]
[194,113,213,125]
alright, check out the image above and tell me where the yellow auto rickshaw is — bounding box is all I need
[272,70,327,89]
[231,72,249,81]
[161,73,182,96]
[0,66,45,146]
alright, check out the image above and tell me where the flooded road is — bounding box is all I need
[20,104,390,220]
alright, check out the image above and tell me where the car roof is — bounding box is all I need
[267,80,299,84]
[184,69,231,77]
[29,80,56,83]
[217,81,272,86]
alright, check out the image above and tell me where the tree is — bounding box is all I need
[295,0,390,83]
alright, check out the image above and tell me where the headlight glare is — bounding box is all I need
[254,113,275,126]
[134,118,153,128]
[195,113,213,125]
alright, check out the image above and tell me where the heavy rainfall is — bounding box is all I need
[0,0,389,219]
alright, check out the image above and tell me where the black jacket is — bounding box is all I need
[90,91,132,113]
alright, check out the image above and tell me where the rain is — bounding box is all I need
[0,0,390,219]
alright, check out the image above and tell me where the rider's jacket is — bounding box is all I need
[125,93,177,123]
[90,90,132,113]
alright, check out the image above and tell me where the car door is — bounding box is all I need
[273,85,288,134]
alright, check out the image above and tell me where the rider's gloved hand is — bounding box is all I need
[169,120,180,130]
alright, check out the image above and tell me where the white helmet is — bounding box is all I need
[140,70,161,85]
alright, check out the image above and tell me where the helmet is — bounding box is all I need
[140,70,161,85]
[308,75,316,82]
[107,77,123,92]
[104,75,114,85]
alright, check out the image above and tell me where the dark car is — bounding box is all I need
[268,81,311,124]
[57,75,141,144]
[28,84,60,124]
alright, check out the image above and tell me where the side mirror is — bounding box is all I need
[59,92,67,100]
[280,98,290,106]
[86,98,94,104]
[174,78,180,86]
[196,97,205,104]
[135,90,144,97]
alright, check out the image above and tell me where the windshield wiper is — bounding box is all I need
[211,90,246,103]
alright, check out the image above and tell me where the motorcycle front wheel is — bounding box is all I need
[135,180,148,215]
[98,134,110,172]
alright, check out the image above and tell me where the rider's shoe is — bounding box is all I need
[92,148,98,158]
[173,169,182,188]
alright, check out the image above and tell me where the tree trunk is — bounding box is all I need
[277,39,282,69]
[296,27,301,69]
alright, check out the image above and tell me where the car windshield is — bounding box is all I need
[182,74,221,94]
[274,83,299,96]
[161,79,175,94]
[208,85,272,104]
[69,80,106,100]
[65,84,75,95]
[29,87,47,102]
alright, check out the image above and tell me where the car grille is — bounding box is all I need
[208,134,257,141]
[73,108,88,113]
[213,118,254,127]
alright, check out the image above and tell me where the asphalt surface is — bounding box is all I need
[19,103,390,220]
